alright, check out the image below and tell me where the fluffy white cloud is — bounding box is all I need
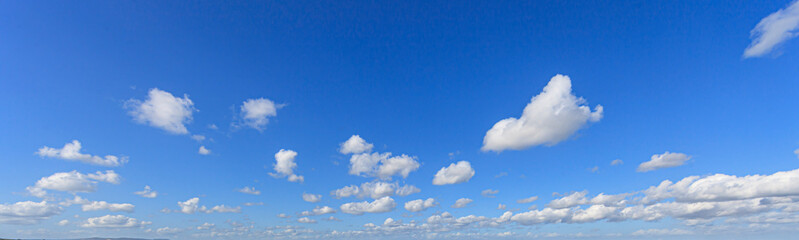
[239,98,280,131]
[27,170,120,197]
[64,197,134,213]
[155,226,184,234]
[0,201,62,224]
[340,135,374,154]
[340,197,396,215]
[198,146,211,155]
[126,88,195,134]
[404,198,437,212]
[176,197,240,214]
[36,140,128,167]
[637,151,691,172]
[269,149,304,183]
[517,196,539,204]
[795,148,799,158]
[196,222,215,230]
[432,161,475,185]
[642,168,799,203]
[349,152,420,179]
[497,204,507,210]
[300,206,336,216]
[451,198,473,208]
[134,185,157,198]
[237,186,261,195]
[277,213,291,218]
[482,74,603,152]
[611,159,624,166]
[297,217,317,223]
[302,193,322,203]
[395,184,421,197]
[82,201,134,212]
[82,214,151,228]
[58,219,69,226]
[547,191,627,209]
[481,189,499,198]
[743,0,799,58]
[331,181,419,199]
[191,135,206,142]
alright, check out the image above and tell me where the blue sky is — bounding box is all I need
[2,0,799,239]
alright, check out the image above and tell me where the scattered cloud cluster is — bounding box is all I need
[82,214,151,228]
[238,98,281,131]
[432,161,475,185]
[302,193,322,203]
[126,88,195,134]
[36,140,127,167]
[176,198,241,214]
[340,197,396,215]
[404,198,437,212]
[341,135,421,179]
[637,151,691,172]
[482,74,603,152]
[237,187,261,195]
[331,181,419,199]
[743,0,799,58]
[269,149,304,183]
[26,170,120,197]
[134,185,158,198]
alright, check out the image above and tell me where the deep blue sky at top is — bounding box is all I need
[1,0,798,233]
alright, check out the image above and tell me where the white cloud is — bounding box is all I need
[237,187,261,195]
[155,226,184,234]
[300,206,336,216]
[331,181,419,199]
[277,213,291,218]
[547,191,627,209]
[58,219,69,226]
[297,217,317,223]
[239,98,280,131]
[207,205,241,213]
[395,184,421,197]
[191,134,206,142]
[126,88,195,134]
[451,198,473,208]
[743,0,799,58]
[69,197,134,213]
[198,146,211,155]
[176,197,241,214]
[637,151,691,172]
[82,214,151,228]
[269,149,304,183]
[517,196,539,204]
[482,74,603,152]
[340,197,396,215]
[0,201,62,225]
[302,193,322,203]
[349,152,420,179]
[340,135,374,154]
[177,198,202,214]
[497,204,507,210]
[642,168,799,203]
[196,222,215,230]
[794,148,799,158]
[611,159,623,166]
[27,170,120,197]
[36,140,127,167]
[631,228,693,236]
[432,161,475,185]
[134,185,157,198]
[481,189,499,198]
[404,198,437,212]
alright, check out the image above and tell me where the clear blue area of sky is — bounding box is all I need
[1,0,798,238]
